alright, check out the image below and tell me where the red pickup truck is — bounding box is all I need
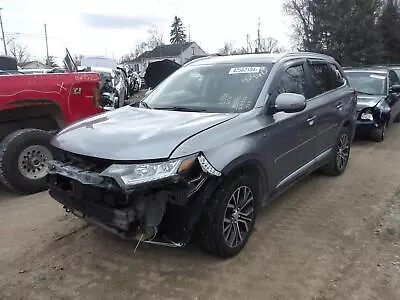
[0,71,104,194]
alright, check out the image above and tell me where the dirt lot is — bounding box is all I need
[1,126,400,300]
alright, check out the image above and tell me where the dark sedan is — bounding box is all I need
[344,67,400,142]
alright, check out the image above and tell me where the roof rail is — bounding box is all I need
[281,51,334,60]
[184,54,222,66]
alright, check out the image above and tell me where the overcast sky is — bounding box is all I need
[0,0,293,63]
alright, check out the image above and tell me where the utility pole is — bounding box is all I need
[257,17,261,52]
[0,8,7,55]
[188,24,191,42]
[44,23,49,65]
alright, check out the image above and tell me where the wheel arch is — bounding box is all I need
[221,157,269,206]
[0,103,64,142]
[340,116,356,140]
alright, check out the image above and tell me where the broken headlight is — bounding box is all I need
[360,109,374,121]
[100,155,198,187]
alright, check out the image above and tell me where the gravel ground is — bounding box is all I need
[1,124,400,300]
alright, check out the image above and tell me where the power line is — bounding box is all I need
[0,8,7,55]
[3,31,72,40]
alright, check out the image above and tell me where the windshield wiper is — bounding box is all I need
[153,106,208,112]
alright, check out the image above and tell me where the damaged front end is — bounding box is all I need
[47,152,222,247]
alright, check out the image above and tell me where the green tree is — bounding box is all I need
[45,56,58,67]
[284,0,383,65]
[170,16,187,44]
[377,0,400,63]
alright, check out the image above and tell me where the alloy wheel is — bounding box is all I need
[223,185,255,248]
[336,133,350,170]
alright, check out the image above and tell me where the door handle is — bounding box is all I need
[336,102,344,110]
[306,115,317,126]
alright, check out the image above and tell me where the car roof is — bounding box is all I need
[186,52,336,66]
[343,66,389,74]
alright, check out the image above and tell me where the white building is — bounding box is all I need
[132,42,207,74]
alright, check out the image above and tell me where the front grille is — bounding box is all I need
[61,151,110,173]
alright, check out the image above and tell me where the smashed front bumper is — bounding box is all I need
[47,155,218,246]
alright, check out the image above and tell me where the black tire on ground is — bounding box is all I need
[321,126,351,176]
[0,129,55,194]
[394,114,400,123]
[370,122,386,143]
[198,173,258,258]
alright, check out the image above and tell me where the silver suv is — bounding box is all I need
[47,52,357,257]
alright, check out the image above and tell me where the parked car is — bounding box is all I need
[130,70,142,92]
[116,66,130,100]
[144,59,181,89]
[0,70,104,194]
[47,52,356,257]
[124,66,142,94]
[344,67,400,142]
[90,67,127,109]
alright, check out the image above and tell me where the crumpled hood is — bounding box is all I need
[356,95,385,110]
[52,106,238,161]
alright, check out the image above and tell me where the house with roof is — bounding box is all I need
[19,60,49,69]
[131,42,207,74]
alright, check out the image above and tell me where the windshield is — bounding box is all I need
[345,71,387,95]
[143,63,272,113]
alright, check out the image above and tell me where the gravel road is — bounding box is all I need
[1,125,400,300]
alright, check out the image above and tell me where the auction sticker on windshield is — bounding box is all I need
[229,67,261,74]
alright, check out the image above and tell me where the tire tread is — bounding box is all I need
[0,128,54,194]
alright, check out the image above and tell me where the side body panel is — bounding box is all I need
[173,55,354,204]
[0,72,103,126]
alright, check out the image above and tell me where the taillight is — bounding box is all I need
[93,83,101,108]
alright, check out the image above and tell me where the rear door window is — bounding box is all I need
[308,62,333,97]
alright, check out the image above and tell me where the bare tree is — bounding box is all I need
[218,41,234,55]
[73,54,83,66]
[7,37,30,64]
[147,26,165,49]
[120,52,136,64]
[262,37,285,53]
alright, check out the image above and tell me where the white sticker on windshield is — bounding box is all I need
[370,74,386,80]
[229,67,261,74]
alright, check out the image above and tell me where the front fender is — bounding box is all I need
[219,155,269,205]
[375,98,391,124]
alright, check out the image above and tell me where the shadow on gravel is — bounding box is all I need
[0,184,19,201]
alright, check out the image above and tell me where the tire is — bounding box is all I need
[0,129,55,194]
[394,114,400,123]
[321,126,351,176]
[198,173,258,258]
[370,122,386,142]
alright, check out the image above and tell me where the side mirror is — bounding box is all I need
[389,84,400,93]
[275,93,306,113]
